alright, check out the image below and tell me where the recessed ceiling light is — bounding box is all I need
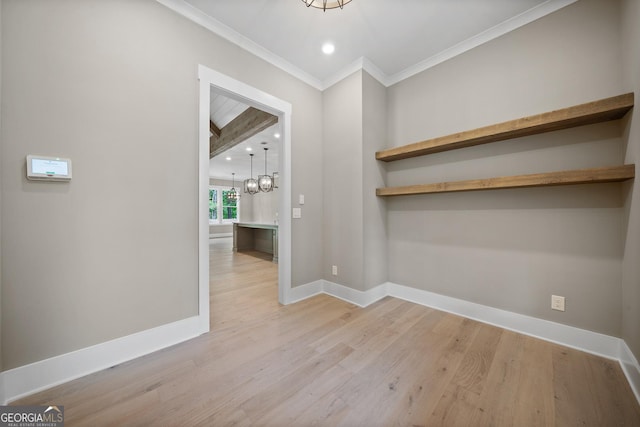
[322,42,335,55]
[246,147,252,152]
[226,157,231,161]
[274,133,281,139]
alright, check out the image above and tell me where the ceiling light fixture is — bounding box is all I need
[302,0,352,11]
[228,173,238,201]
[243,153,259,195]
[246,147,252,152]
[322,43,335,55]
[258,147,274,193]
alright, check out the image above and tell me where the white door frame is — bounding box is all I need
[198,65,293,333]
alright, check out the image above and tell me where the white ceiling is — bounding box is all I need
[185,0,576,179]
[167,0,576,89]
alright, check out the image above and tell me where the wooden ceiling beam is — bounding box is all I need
[209,120,221,138]
[210,107,278,159]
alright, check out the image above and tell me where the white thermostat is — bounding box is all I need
[26,155,72,181]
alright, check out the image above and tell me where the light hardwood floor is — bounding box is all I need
[14,238,640,426]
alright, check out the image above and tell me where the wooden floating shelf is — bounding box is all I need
[376,93,634,162]
[376,165,635,197]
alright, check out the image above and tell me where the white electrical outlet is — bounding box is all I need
[551,295,565,312]
[332,265,338,276]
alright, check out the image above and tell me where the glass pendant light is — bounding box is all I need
[258,147,274,192]
[244,153,259,195]
[228,173,238,200]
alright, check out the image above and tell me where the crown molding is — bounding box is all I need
[361,57,390,88]
[155,0,323,90]
[319,57,391,90]
[385,0,578,86]
[157,0,577,91]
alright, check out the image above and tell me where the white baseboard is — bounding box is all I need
[3,280,638,406]
[292,279,640,404]
[288,280,323,303]
[1,316,202,404]
[209,232,232,239]
[385,282,621,360]
[0,373,4,406]
[288,280,387,307]
[322,280,387,307]
[619,340,640,404]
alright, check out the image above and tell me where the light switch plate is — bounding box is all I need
[292,208,302,219]
[299,194,305,205]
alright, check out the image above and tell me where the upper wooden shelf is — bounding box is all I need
[376,93,634,162]
[376,164,635,197]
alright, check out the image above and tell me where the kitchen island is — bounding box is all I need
[233,223,278,263]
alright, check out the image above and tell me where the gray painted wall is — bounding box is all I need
[0,0,3,372]
[621,0,640,359]
[384,0,626,336]
[362,72,388,289]
[322,71,388,291]
[323,71,364,289]
[0,0,323,370]
[2,0,639,373]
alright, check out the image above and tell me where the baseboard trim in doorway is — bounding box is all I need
[294,279,640,404]
[0,316,202,404]
[288,280,323,303]
[288,280,387,307]
[209,233,232,239]
[620,340,640,404]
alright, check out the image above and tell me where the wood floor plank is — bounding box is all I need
[11,237,640,426]
[258,364,354,426]
[392,315,482,426]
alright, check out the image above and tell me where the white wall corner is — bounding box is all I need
[1,316,202,405]
[619,340,640,405]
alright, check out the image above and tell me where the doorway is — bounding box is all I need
[197,65,292,334]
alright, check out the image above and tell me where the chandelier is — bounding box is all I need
[258,147,274,193]
[228,172,238,200]
[301,0,352,11]
[243,153,259,195]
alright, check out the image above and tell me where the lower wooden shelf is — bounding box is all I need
[376,164,635,197]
